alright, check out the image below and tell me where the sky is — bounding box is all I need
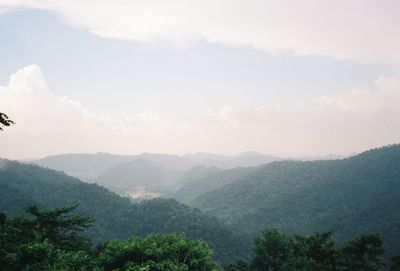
[0,0,400,159]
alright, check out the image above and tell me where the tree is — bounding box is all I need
[25,205,94,251]
[0,205,94,271]
[248,229,386,271]
[390,256,400,271]
[95,233,219,271]
[341,234,385,271]
[0,112,14,130]
[250,229,296,271]
[224,260,249,271]
[293,231,337,271]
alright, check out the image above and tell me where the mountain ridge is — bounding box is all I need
[191,144,400,258]
[0,158,251,265]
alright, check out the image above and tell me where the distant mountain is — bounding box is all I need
[170,166,257,204]
[138,153,197,170]
[184,152,231,162]
[185,151,280,169]
[191,144,400,258]
[33,151,346,201]
[0,159,251,265]
[33,153,135,180]
[32,152,281,198]
[170,165,223,190]
[95,159,183,194]
[33,152,198,179]
[33,152,281,181]
[297,153,349,161]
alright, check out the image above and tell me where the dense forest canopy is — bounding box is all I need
[0,159,251,265]
[190,145,400,259]
[0,205,219,270]
[2,205,399,270]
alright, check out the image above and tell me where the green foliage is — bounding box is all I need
[96,233,219,271]
[229,229,387,271]
[224,260,249,271]
[1,205,397,271]
[390,256,400,271]
[0,112,14,131]
[0,206,221,270]
[251,229,296,271]
[192,145,400,259]
[171,166,255,204]
[0,206,93,270]
[340,234,385,271]
[0,159,251,265]
[25,205,94,251]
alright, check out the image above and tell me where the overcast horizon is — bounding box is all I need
[1,1,400,160]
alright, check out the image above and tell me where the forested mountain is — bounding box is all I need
[170,166,257,204]
[94,159,182,194]
[33,152,281,199]
[171,165,223,190]
[34,153,136,180]
[33,153,197,180]
[34,152,345,201]
[22,144,400,263]
[3,205,395,271]
[0,159,251,265]
[33,152,282,181]
[191,144,400,258]
[184,152,280,169]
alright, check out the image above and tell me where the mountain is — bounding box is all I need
[170,166,257,204]
[33,152,281,181]
[94,159,183,195]
[184,153,231,163]
[33,153,136,180]
[137,153,197,170]
[33,153,197,180]
[170,165,222,189]
[32,152,280,199]
[185,151,280,169]
[191,144,400,258]
[0,159,251,265]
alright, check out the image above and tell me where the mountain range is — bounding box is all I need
[4,144,400,261]
[33,151,345,197]
[0,159,251,265]
[188,145,400,258]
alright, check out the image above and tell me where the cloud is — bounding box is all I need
[205,76,400,155]
[1,0,400,62]
[0,65,185,158]
[2,65,399,159]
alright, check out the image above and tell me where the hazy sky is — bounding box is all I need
[0,1,400,159]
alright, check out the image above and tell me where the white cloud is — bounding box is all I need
[1,0,400,62]
[2,65,400,158]
[0,65,186,158]
[204,76,400,155]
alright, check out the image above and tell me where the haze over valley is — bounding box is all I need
[1,1,400,270]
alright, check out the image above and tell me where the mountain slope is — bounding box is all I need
[33,153,197,180]
[192,144,400,257]
[34,153,135,179]
[94,159,182,194]
[0,159,251,265]
[185,152,280,169]
[33,152,281,181]
[171,166,257,204]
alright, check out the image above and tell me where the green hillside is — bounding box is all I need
[94,159,182,194]
[171,166,256,204]
[33,153,136,179]
[0,159,251,265]
[192,144,400,258]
